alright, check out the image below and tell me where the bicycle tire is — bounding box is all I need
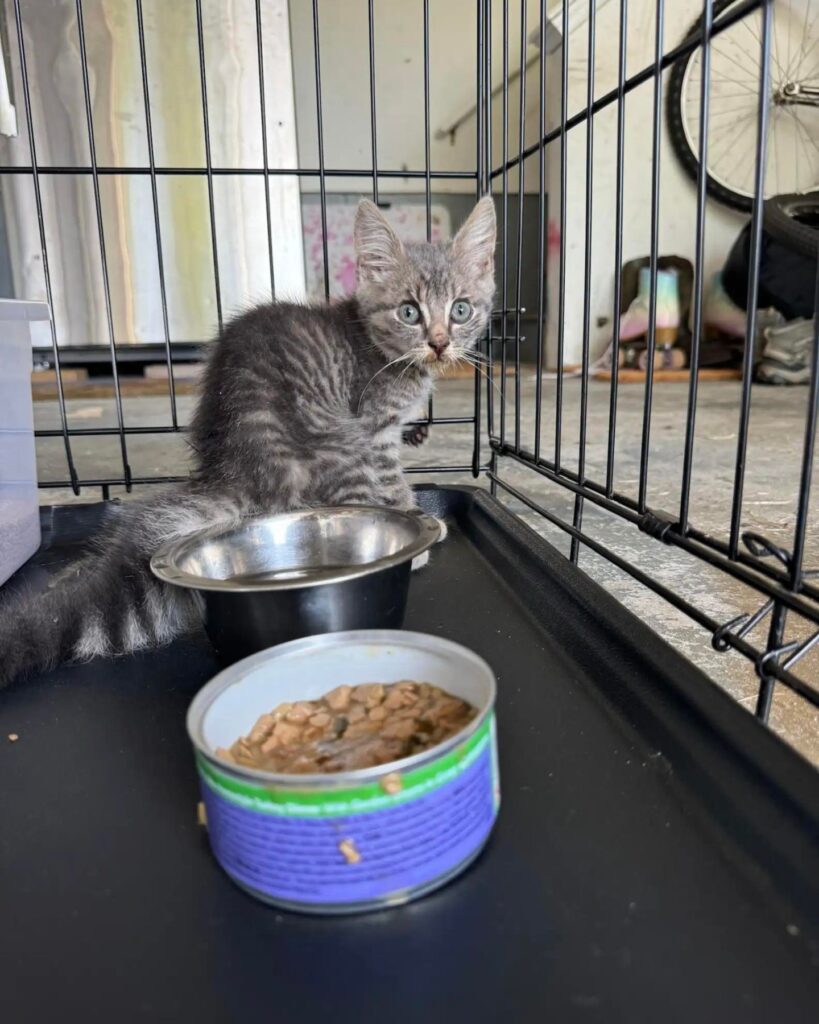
[666,0,754,214]
[762,192,819,260]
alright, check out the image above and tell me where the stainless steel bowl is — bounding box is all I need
[150,506,440,663]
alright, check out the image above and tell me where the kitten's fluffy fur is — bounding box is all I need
[0,197,496,686]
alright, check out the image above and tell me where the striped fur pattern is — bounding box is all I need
[0,197,496,686]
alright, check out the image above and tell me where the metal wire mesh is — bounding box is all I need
[4,0,819,728]
[485,0,819,727]
[5,0,484,495]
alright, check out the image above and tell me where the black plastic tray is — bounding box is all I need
[2,486,818,1022]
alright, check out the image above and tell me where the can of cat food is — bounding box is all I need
[187,630,500,914]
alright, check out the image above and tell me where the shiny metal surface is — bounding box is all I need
[151,506,440,591]
[150,507,440,663]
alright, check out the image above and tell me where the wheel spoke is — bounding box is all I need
[708,109,760,171]
[785,105,819,159]
[711,43,765,87]
[747,10,787,81]
[786,2,819,81]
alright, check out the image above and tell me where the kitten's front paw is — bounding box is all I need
[402,423,429,447]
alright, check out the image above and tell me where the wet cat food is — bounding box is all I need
[215,680,476,774]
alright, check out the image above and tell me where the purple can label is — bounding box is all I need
[198,715,499,907]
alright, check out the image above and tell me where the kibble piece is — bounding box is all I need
[271,720,303,747]
[309,712,331,729]
[285,702,313,723]
[7,733,19,743]
[326,685,352,711]
[353,683,385,708]
[248,714,276,744]
[368,705,388,722]
[380,772,402,795]
[338,838,361,865]
[381,717,418,740]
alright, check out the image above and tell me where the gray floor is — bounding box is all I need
[34,373,819,766]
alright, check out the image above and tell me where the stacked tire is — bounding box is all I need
[722,192,819,320]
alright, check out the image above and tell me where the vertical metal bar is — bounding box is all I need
[500,0,509,448]
[422,0,433,427]
[789,262,819,594]
[678,0,713,532]
[605,0,628,497]
[12,0,79,493]
[312,0,330,301]
[513,0,527,454]
[533,0,547,461]
[729,0,773,558]
[135,0,177,428]
[367,0,379,204]
[472,0,484,478]
[486,0,497,494]
[755,262,815,722]
[422,0,432,244]
[75,0,132,489]
[193,0,224,331]
[554,0,569,469]
[637,0,664,513]
[485,0,495,444]
[755,603,786,722]
[254,0,277,300]
[569,0,596,564]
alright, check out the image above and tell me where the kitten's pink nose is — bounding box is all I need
[428,323,449,357]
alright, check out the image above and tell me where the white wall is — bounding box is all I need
[289,0,480,193]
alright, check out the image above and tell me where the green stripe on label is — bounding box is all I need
[197,714,493,818]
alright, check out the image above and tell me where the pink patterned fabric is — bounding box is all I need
[303,202,450,299]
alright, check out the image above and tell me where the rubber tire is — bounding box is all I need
[666,0,755,214]
[722,214,817,321]
[762,192,819,260]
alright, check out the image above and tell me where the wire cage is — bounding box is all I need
[2,0,819,751]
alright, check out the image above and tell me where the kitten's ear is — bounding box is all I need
[355,199,405,283]
[452,195,496,278]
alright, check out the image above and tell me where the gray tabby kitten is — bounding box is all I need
[0,196,496,687]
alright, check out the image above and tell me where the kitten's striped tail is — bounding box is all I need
[0,487,243,688]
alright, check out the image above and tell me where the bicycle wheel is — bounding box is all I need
[667,0,819,213]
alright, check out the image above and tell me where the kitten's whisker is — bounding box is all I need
[454,352,506,405]
[356,352,416,414]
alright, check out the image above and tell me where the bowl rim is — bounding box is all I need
[186,629,497,786]
[149,506,441,592]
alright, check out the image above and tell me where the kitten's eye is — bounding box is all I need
[450,300,473,324]
[397,302,421,325]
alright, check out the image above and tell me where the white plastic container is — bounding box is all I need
[0,299,49,585]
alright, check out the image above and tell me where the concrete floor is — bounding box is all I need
[33,373,819,766]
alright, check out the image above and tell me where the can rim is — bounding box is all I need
[187,630,497,788]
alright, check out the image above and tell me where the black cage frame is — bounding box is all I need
[4,0,819,736]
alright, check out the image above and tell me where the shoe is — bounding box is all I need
[756,318,814,385]
[753,306,786,362]
[703,272,747,337]
[618,266,680,346]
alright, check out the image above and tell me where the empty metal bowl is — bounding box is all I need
[150,506,440,663]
